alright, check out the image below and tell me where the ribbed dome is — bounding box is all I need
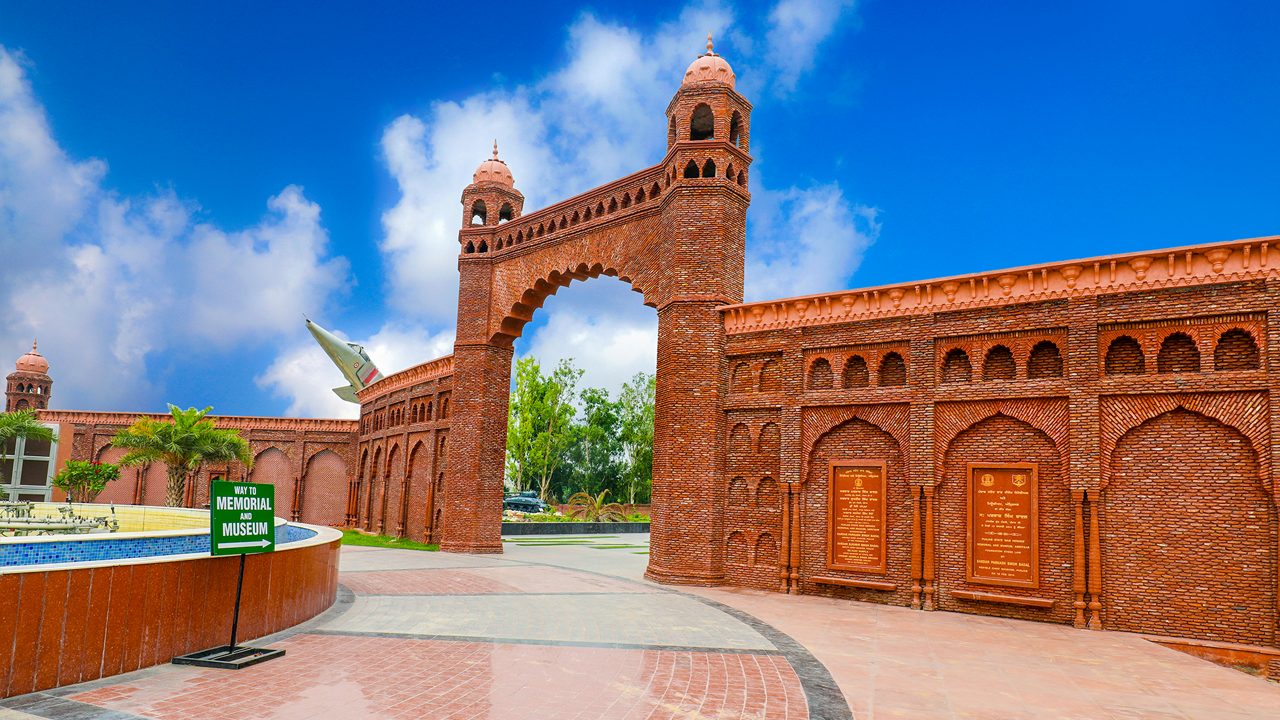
[683,34,735,89]
[14,340,48,374]
[472,140,514,187]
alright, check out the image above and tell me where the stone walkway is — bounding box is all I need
[2,534,1277,719]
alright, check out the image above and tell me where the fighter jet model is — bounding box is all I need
[305,318,384,403]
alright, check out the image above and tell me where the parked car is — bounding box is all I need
[503,495,548,513]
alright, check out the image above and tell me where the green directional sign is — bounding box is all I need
[210,481,276,556]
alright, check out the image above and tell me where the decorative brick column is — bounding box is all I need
[646,299,731,584]
[439,341,510,554]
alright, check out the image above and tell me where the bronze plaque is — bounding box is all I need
[827,460,887,574]
[967,464,1039,588]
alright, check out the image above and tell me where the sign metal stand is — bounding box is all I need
[173,481,286,669]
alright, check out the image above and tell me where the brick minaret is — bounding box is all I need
[646,35,751,584]
[5,340,52,412]
[443,144,524,553]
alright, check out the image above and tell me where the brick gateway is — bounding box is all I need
[36,41,1272,666]
[349,45,1280,660]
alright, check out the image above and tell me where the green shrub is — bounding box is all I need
[52,460,121,503]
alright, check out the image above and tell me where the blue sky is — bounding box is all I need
[0,1,1277,417]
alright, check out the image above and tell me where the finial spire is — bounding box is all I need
[31,339,37,352]
[492,139,499,160]
[706,33,714,55]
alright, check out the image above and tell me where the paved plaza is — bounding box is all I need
[2,535,1277,719]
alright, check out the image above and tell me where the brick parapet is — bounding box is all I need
[721,235,1280,335]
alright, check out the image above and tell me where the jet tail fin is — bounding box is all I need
[332,385,360,403]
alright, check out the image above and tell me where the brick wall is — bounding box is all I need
[44,411,357,527]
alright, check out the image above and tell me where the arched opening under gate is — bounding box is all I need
[502,274,658,525]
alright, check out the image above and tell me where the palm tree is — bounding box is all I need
[565,490,627,522]
[0,409,55,501]
[111,406,254,507]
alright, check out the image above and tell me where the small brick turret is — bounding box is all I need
[459,141,524,254]
[665,34,752,181]
[5,340,52,412]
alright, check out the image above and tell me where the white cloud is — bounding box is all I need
[0,46,350,412]
[746,179,880,300]
[1,0,870,417]
[517,280,657,397]
[764,0,858,94]
[376,0,870,400]
[257,323,456,418]
[0,48,104,296]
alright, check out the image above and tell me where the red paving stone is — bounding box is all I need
[26,543,1280,719]
[69,634,807,720]
[340,565,659,596]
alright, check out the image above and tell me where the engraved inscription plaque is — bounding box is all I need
[967,463,1038,588]
[827,460,887,574]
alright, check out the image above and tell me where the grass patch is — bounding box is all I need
[631,551,650,555]
[503,535,619,540]
[341,529,438,552]
[504,538,599,543]
[587,544,650,550]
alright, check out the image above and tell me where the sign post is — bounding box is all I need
[173,481,286,669]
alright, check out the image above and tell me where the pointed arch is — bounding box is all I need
[300,450,347,526]
[982,345,1016,381]
[1105,336,1144,374]
[807,357,833,390]
[1104,408,1274,644]
[941,348,972,383]
[1027,341,1063,379]
[1214,328,1260,371]
[690,103,714,140]
[842,355,868,388]
[1156,332,1200,373]
[878,352,906,386]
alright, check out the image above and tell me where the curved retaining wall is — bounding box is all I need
[0,522,341,699]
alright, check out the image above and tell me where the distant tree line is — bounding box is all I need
[505,358,654,504]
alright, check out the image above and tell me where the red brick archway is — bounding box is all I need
[439,73,752,586]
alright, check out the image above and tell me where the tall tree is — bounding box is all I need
[616,372,655,505]
[566,386,622,498]
[111,405,254,507]
[505,358,581,502]
[0,409,55,501]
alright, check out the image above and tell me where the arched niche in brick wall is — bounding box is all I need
[937,413,1074,624]
[933,403,1070,479]
[249,447,291,515]
[1102,408,1276,646]
[405,441,434,544]
[300,450,347,527]
[1099,393,1271,491]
